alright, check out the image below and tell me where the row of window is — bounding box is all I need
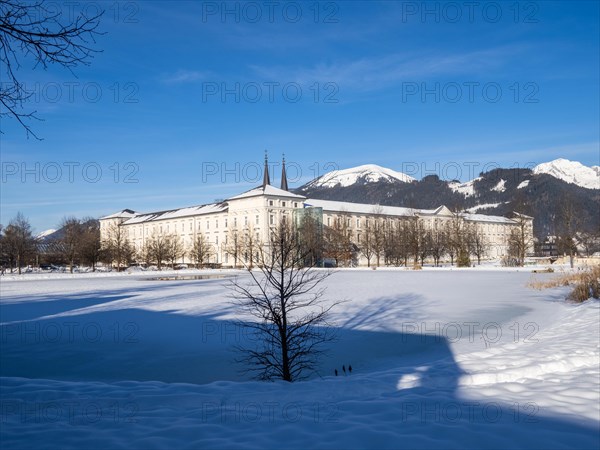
[268,200,300,208]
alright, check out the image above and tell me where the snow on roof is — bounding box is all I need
[304,198,436,217]
[99,209,137,220]
[462,213,516,224]
[121,202,227,225]
[228,184,306,200]
[306,198,518,223]
[466,203,503,213]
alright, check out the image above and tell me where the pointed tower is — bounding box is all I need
[280,154,289,191]
[262,151,270,188]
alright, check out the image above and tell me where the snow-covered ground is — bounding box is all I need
[1,268,598,449]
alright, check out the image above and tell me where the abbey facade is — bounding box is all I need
[99,158,533,267]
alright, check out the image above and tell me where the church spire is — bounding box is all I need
[280,154,288,191]
[262,150,270,188]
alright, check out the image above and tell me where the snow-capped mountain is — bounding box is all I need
[296,159,599,237]
[533,158,599,190]
[304,164,415,189]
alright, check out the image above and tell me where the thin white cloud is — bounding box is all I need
[161,69,212,84]
[249,45,528,91]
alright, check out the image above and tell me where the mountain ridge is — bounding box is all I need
[295,159,600,238]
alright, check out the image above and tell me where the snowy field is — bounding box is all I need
[1,268,599,449]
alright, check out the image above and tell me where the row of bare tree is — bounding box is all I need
[0,213,101,273]
[3,209,597,273]
[320,212,530,268]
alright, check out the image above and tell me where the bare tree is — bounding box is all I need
[0,0,104,138]
[1,212,36,273]
[429,223,448,267]
[79,218,101,271]
[467,223,489,265]
[556,199,580,268]
[446,211,471,267]
[372,216,386,268]
[230,221,338,382]
[507,212,534,267]
[324,214,352,267]
[101,222,134,270]
[295,208,323,267]
[190,233,213,268]
[60,216,83,273]
[165,234,185,268]
[242,224,260,270]
[359,216,375,267]
[225,226,242,268]
[142,231,171,270]
[577,229,600,257]
[406,215,427,268]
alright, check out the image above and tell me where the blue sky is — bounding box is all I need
[1,0,599,232]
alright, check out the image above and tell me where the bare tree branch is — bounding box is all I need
[0,0,104,139]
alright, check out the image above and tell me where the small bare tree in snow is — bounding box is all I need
[230,221,338,382]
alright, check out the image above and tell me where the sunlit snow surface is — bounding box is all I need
[1,268,598,449]
[533,158,600,190]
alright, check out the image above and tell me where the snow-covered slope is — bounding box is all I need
[35,229,57,240]
[306,164,415,188]
[533,158,599,190]
[448,177,481,196]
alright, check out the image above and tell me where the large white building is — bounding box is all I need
[100,157,533,267]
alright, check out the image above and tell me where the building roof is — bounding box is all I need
[304,199,518,224]
[121,202,228,225]
[304,198,434,217]
[461,213,517,224]
[101,188,519,227]
[99,209,137,220]
[227,184,306,201]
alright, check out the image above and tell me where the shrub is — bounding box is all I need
[567,266,600,303]
[457,250,471,267]
[501,256,520,267]
[528,265,600,303]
